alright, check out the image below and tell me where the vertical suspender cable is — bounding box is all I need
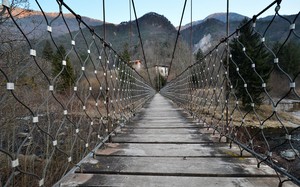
[129,0,132,51]
[103,0,106,40]
[131,0,153,88]
[190,0,193,65]
[165,0,188,81]
[189,0,193,111]
[102,0,111,142]
[225,0,230,143]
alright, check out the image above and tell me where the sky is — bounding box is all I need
[27,0,299,26]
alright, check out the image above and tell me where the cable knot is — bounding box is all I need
[252,15,257,23]
[220,37,228,43]
[76,14,82,21]
[57,0,63,6]
[276,0,282,5]
[90,27,95,34]
[235,29,240,37]
[103,42,109,48]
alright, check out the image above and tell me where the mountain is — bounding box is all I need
[2,9,188,73]
[58,12,177,53]
[181,17,237,53]
[48,11,193,78]
[181,18,226,52]
[180,13,300,53]
[206,12,248,23]
[2,8,103,38]
[256,14,300,42]
[181,12,247,30]
[50,12,192,74]
[2,8,299,74]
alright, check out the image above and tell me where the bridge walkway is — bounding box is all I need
[58,94,296,187]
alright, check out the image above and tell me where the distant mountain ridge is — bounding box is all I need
[59,11,297,70]
[206,12,248,23]
[3,8,299,67]
[180,13,300,53]
[51,10,183,70]
[90,11,177,52]
[181,12,248,30]
[2,8,103,38]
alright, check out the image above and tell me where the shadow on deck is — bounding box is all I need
[56,94,296,187]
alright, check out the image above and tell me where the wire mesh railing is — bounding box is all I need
[161,0,300,186]
[0,0,155,186]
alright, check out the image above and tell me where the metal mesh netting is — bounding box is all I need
[0,1,154,186]
[161,1,300,186]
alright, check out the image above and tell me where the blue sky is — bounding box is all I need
[28,0,299,26]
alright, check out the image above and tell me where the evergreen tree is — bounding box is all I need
[119,43,131,88]
[118,62,127,88]
[52,45,75,91]
[121,43,131,65]
[229,19,271,109]
[191,49,205,89]
[190,67,199,89]
[42,40,53,61]
[273,42,300,78]
[195,49,204,62]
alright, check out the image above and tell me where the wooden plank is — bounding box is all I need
[112,134,212,143]
[136,120,188,123]
[96,143,251,157]
[118,127,201,134]
[58,174,297,187]
[77,156,276,177]
[125,123,200,128]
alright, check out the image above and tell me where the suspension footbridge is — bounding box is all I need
[57,94,294,186]
[0,0,299,186]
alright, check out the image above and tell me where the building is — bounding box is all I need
[156,65,168,77]
[129,60,142,70]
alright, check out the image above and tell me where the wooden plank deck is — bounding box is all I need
[57,94,297,187]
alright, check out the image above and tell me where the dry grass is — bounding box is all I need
[187,101,300,129]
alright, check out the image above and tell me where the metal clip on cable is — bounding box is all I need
[0,0,9,16]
